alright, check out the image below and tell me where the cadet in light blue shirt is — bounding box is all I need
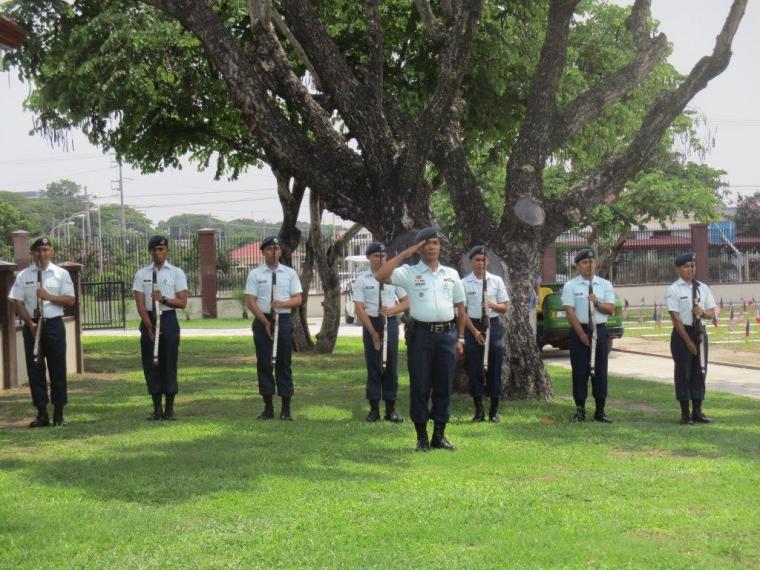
[245,236,303,421]
[375,227,466,452]
[353,241,409,423]
[133,235,189,421]
[9,237,76,428]
[461,246,509,423]
[666,252,716,424]
[561,248,616,423]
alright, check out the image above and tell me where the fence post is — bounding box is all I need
[690,223,709,283]
[542,246,557,283]
[12,230,30,271]
[0,261,19,389]
[59,262,84,373]
[198,228,218,319]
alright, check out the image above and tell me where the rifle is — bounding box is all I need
[271,271,279,367]
[693,280,708,379]
[152,269,161,370]
[588,280,597,381]
[379,282,388,373]
[32,268,44,365]
[481,275,490,381]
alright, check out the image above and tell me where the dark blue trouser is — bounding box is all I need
[407,325,456,423]
[362,316,399,401]
[464,318,503,399]
[140,310,180,395]
[670,326,707,401]
[569,324,609,402]
[23,317,67,407]
[253,314,294,397]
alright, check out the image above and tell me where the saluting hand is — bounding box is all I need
[402,240,426,259]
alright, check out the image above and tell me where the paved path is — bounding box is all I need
[543,348,760,400]
[86,322,760,399]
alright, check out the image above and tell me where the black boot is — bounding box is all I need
[593,398,612,423]
[430,421,456,451]
[163,393,177,421]
[572,403,586,422]
[147,394,162,421]
[414,422,430,452]
[691,400,712,424]
[384,400,403,423]
[280,396,293,421]
[679,400,693,425]
[488,397,500,423]
[365,399,381,422]
[257,394,274,420]
[471,397,485,422]
[29,405,50,428]
[53,405,65,427]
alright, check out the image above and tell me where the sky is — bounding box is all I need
[1,0,758,226]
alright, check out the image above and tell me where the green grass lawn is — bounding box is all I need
[124,317,253,329]
[2,337,760,568]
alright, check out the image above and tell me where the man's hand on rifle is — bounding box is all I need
[379,306,393,317]
[578,331,590,347]
[473,329,486,346]
[371,331,381,351]
[28,322,38,336]
[587,292,598,304]
[36,287,51,301]
[692,305,705,318]
[151,289,162,303]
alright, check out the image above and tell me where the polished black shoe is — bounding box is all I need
[572,406,586,422]
[692,411,712,424]
[430,421,456,451]
[146,410,162,421]
[257,407,274,420]
[488,413,500,423]
[366,400,381,422]
[488,398,500,423]
[471,398,485,422]
[163,408,177,421]
[414,422,430,452]
[385,410,404,423]
[593,413,613,424]
[29,414,50,428]
[679,415,694,425]
[53,407,65,427]
[280,396,293,421]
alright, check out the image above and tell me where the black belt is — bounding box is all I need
[263,312,290,318]
[33,316,62,323]
[370,315,396,320]
[414,320,455,334]
[469,317,499,326]
[581,323,606,330]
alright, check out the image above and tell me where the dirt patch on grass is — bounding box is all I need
[606,399,659,412]
[611,448,722,459]
[628,529,673,540]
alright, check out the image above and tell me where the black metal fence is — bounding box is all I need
[80,280,126,330]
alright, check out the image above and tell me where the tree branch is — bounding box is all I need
[365,0,384,105]
[545,0,748,232]
[414,0,443,43]
[248,0,272,29]
[271,8,321,90]
[329,223,363,264]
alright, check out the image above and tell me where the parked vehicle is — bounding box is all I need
[536,283,624,351]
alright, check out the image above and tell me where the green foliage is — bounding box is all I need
[0,199,22,242]
[734,191,760,236]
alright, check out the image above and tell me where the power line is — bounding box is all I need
[126,187,277,198]
[0,153,104,165]
[0,167,113,187]
[131,196,280,209]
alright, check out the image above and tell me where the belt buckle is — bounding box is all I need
[431,323,444,334]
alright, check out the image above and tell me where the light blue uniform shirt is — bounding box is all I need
[391,261,465,322]
[9,263,75,318]
[462,272,509,319]
[133,261,189,311]
[666,278,716,326]
[245,263,303,314]
[352,270,407,317]
[561,274,615,325]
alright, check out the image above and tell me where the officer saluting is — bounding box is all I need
[561,248,616,423]
[666,253,716,425]
[375,227,466,451]
[9,237,76,427]
[133,236,188,420]
[353,241,409,422]
[462,246,509,423]
[245,237,303,420]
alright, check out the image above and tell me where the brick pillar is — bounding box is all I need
[690,223,709,283]
[198,228,218,319]
[59,262,84,373]
[542,246,557,283]
[12,230,30,271]
[0,261,18,389]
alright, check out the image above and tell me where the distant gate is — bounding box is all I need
[81,281,126,330]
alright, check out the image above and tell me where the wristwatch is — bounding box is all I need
[457,337,465,343]
[160,295,169,305]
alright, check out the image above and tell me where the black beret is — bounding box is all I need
[467,245,487,259]
[31,237,52,250]
[365,241,386,256]
[415,227,442,243]
[675,252,696,267]
[148,235,169,250]
[260,236,280,250]
[574,248,596,264]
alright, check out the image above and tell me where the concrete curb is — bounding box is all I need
[612,347,760,371]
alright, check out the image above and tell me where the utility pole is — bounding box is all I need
[83,185,92,244]
[111,156,126,240]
